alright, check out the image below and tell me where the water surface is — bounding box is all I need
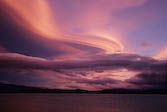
[0,94,167,112]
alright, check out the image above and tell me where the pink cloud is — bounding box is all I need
[0,52,167,90]
[1,0,149,59]
[153,47,167,60]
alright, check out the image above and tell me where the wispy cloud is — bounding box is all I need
[0,0,166,90]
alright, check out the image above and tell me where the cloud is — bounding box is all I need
[0,52,167,90]
[74,77,118,86]
[153,47,167,60]
[0,0,61,39]
[128,71,167,89]
[0,53,48,72]
[141,42,152,47]
[1,0,153,58]
[73,0,147,29]
[0,52,166,73]
[0,52,155,71]
[0,0,124,56]
[0,0,166,90]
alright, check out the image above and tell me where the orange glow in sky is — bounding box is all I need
[2,0,124,55]
[153,48,167,60]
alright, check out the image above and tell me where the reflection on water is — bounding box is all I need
[0,94,167,112]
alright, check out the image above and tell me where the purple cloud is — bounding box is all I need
[0,52,167,90]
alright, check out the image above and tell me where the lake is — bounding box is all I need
[0,94,166,112]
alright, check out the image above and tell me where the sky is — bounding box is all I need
[0,0,167,90]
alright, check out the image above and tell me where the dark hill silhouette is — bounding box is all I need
[0,83,167,94]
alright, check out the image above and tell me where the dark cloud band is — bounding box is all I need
[0,53,167,89]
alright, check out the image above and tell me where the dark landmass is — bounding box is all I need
[0,83,167,94]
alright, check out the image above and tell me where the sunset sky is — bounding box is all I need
[0,0,166,90]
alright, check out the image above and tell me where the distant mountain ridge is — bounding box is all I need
[0,83,167,94]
